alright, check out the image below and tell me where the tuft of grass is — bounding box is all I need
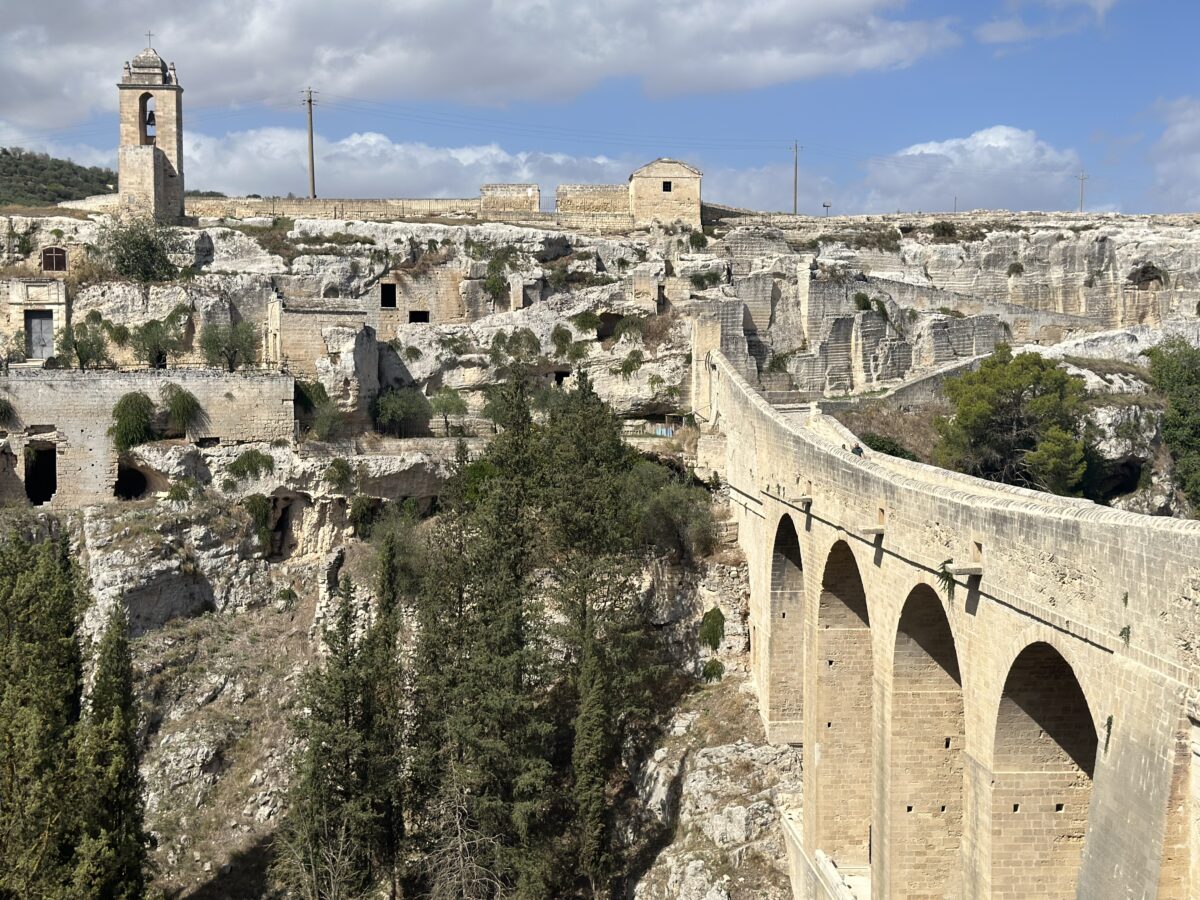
[160,383,203,436]
[109,392,155,452]
[241,493,273,549]
[227,449,274,481]
[699,607,725,651]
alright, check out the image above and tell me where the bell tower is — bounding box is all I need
[117,37,184,221]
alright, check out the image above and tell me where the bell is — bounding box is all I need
[145,110,156,127]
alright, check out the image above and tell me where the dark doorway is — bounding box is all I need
[381,283,397,309]
[554,370,570,385]
[24,443,56,506]
[408,310,430,323]
[114,463,149,500]
[25,310,53,360]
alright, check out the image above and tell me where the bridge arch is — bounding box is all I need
[888,583,965,897]
[990,640,1098,899]
[813,539,873,870]
[758,513,806,737]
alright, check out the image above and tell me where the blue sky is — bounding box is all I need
[1,0,1197,213]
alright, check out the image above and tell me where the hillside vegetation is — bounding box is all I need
[0,147,115,207]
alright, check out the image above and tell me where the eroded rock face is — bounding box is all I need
[631,678,801,900]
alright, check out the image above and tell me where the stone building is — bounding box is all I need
[629,158,702,228]
[118,43,184,222]
[556,159,703,230]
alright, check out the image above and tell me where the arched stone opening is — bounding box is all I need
[991,641,1097,899]
[814,540,873,869]
[23,441,56,506]
[114,457,170,501]
[761,513,804,738]
[139,92,156,145]
[889,584,964,897]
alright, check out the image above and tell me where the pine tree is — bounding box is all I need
[71,604,148,899]
[0,533,84,897]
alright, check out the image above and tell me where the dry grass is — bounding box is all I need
[0,204,95,220]
[831,401,949,463]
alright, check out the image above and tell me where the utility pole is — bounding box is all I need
[303,87,317,199]
[792,141,801,216]
[822,201,831,217]
[954,194,957,214]
[1077,171,1088,213]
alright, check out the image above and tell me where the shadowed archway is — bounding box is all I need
[813,540,872,868]
[991,641,1097,899]
[889,584,965,897]
[760,513,805,737]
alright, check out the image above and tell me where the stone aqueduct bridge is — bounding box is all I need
[693,350,1200,899]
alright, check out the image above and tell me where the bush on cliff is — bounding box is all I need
[200,321,258,371]
[109,391,155,452]
[97,217,180,284]
[935,344,1089,495]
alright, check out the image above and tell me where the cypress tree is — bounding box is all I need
[71,604,148,899]
[0,533,84,897]
[274,577,376,897]
[572,627,612,898]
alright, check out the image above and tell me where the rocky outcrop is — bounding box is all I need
[631,677,801,900]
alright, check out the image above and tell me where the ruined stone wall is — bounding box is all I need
[1,370,293,506]
[480,184,540,214]
[275,304,368,377]
[694,345,1200,899]
[187,197,480,221]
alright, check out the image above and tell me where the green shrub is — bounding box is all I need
[374,387,432,437]
[160,383,203,436]
[220,477,237,493]
[637,478,716,561]
[698,607,725,650]
[241,493,273,549]
[131,304,191,368]
[611,349,644,379]
[437,332,473,355]
[227,448,275,481]
[109,392,155,452]
[201,321,258,371]
[570,311,601,332]
[349,495,378,537]
[937,306,965,319]
[166,482,191,503]
[309,401,342,441]
[403,345,422,362]
[324,458,354,493]
[97,217,180,283]
[930,220,957,241]
[702,658,725,683]
[429,387,467,434]
[294,379,330,413]
[612,315,647,342]
[688,270,722,290]
[1007,261,1025,277]
[57,319,111,369]
[860,431,918,461]
[853,292,872,311]
[872,298,891,324]
[551,324,573,357]
[688,231,709,251]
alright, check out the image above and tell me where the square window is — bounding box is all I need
[662,180,672,192]
[408,310,430,324]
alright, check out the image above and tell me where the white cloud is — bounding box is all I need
[853,125,1083,213]
[184,127,637,202]
[0,1,956,129]
[976,0,1119,44]
[1149,98,1200,212]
